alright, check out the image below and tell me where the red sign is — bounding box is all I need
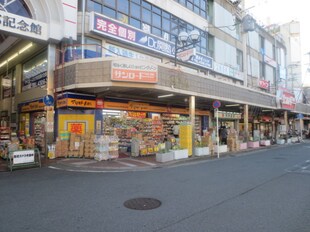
[111,60,158,83]
[278,87,296,110]
[259,80,269,90]
[96,99,104,109]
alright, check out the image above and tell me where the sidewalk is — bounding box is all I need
[47,141,309,172]
[1,140,308,173]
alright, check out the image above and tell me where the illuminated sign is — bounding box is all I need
[57,98,96,108]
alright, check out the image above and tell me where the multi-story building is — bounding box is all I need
[0,0,309,155]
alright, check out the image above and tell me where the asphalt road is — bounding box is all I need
[1,143,310,232]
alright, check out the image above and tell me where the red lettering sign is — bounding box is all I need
[259,80,269,90]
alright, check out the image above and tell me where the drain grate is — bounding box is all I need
[124,198,161,210]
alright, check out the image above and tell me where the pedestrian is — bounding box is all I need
[220,126,228,145]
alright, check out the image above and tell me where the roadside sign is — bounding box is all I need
[43,95,54,106]
[212,100,221,109]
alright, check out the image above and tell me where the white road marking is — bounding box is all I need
[115,160,137,167]
[129,159,157,166]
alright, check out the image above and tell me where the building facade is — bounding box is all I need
[0,0,309,155]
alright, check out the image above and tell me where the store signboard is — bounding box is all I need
[90,12,213,70]
[57,98,96,108]
[277,87,296,110]
[128,111,147,118]
[12,150,35,165]
[20,100,45,112]
[96,99,104,109]
[67,122,86,134]
[213,62,243,80]
[259,80,269,90]
[218,111,242,119]
[22,71,47,91]
[103,101,210,116]
[178,48,196,62]
[105,43,161,63]
[0,11,48,41]
[111,60,158,83]
[263,55,277,68]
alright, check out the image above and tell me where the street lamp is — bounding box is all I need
[174,29,200,66]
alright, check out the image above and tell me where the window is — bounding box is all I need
[105,0,115,8]
[117,0,129,14]
[88,0,102,13]
[237,49,243,71]
[130,17,141,29]
[142,8,151,24]
[152,13,161,28]
[130,3,141,19]
[103,6,116,18]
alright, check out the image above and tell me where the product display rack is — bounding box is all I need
[33,112,46,153]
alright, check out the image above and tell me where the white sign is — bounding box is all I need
[12,150,35,165]
[177,48,196,61]
[213,62,243,81]
[0,11,48,41]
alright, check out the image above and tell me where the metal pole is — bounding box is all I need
[174,36,178,66]
[216,108,219,158]
[81,0,86,59]
[242,0,247,87]
[189,96,195,156]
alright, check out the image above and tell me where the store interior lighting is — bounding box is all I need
[225,104,240,107]
[102,109,121,117]
[0,42,33,68]
[262,109,273,112]
[158,94,174,98]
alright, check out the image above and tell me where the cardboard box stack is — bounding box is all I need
[55,131,70,158]
[84,132,96,158]
[227,129,239,152]
[68,133,83,157]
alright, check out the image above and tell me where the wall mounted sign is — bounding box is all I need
[218,111,242,119]
[259,80,270,90]
[90,12,213,70]
[213,62,242,80]
[0,11,48,40]
[111,60,158,83]
[277,87,296,110]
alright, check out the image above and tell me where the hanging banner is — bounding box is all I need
[277,87,296,110]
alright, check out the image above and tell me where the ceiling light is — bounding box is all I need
[158,94,174,98]
[19,43,33,54]
[8,53,18,62]
[225,104,240,107]
[262,109,273,112]
[0,61,7,68]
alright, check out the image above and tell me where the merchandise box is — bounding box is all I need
[260,140,270,146]
[239,142,247,150]
[214,145,228,153]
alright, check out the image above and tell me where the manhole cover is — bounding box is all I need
[124,198,161,210]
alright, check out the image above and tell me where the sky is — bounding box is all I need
[244,0,310,86]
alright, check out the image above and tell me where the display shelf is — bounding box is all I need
[33,112,46,153]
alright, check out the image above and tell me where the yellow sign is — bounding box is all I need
[21,101,45,112]
[57,98,96,108]
[104,101,210,116]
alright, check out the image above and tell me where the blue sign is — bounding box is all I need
[90,12,213,70]
[43,95,54,106]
